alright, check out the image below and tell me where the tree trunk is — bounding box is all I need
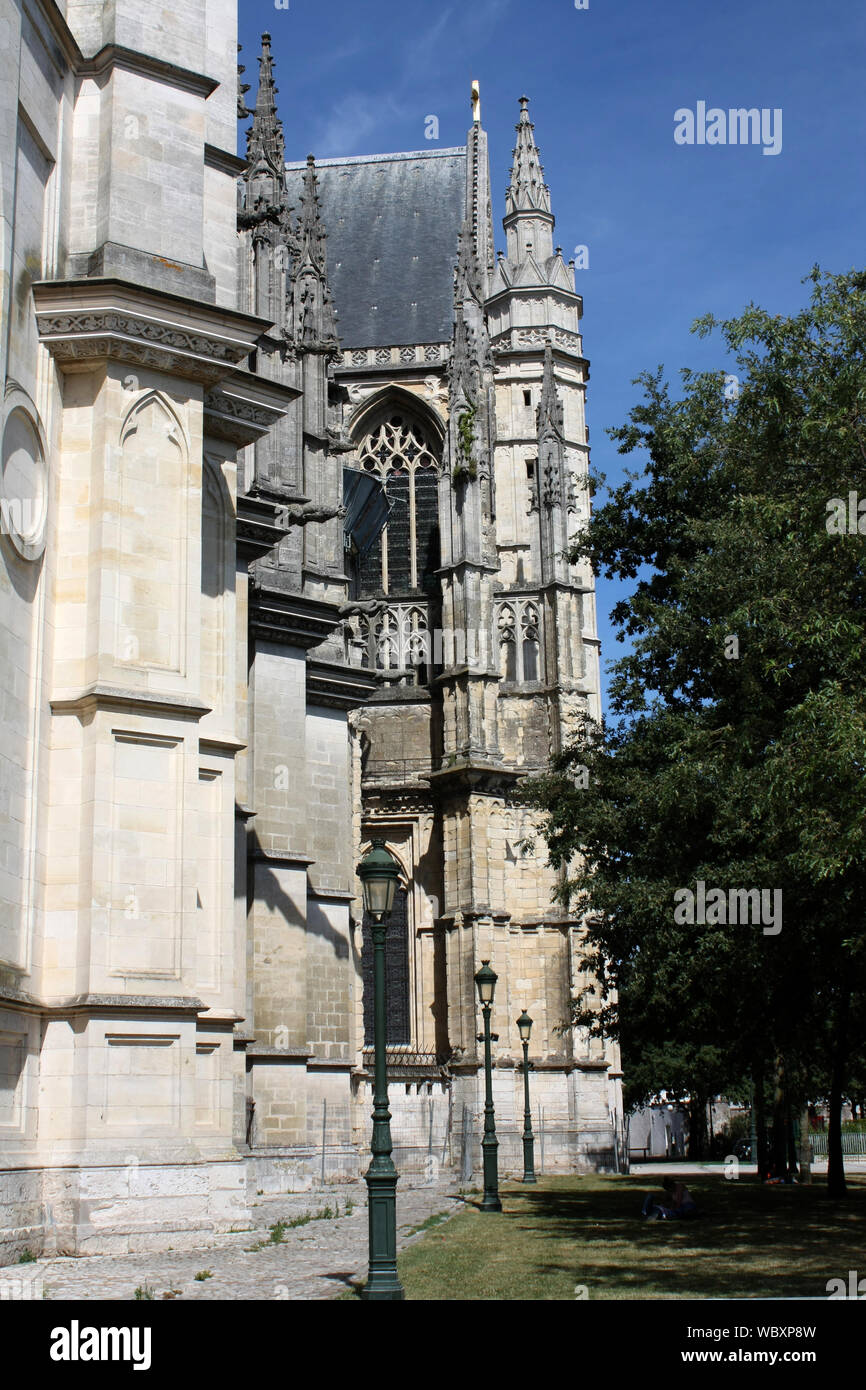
[771,1055,788,1178]
[688,1090,708,1160]
[827,993,849,1199]
[798,1108,812,1185]
[786,1109,798,1177]
[754,1062,769,1179]
[827,1051,847,1198]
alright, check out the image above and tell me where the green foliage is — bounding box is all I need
[453,407,478,482]
[134,1284,155,1301]
[194,1269,213,1281]
[17,1250,36,1264]
[529,268,866,1166]
[406,1211,449,1236]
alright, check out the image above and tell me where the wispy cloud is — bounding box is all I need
[303,0,511,158]
[399,6,455,71]
[312,92,409,157]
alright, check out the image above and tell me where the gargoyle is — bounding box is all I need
[326,428,355,453]
[338,598,387,619]
[237,199,287,232]
[275,500,345,527]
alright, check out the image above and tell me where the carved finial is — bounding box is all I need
[506,95,551,216]
[297,154,328,275]
[246,32,284,171]
[293,153,340,351]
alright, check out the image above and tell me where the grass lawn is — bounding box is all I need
[394,1173,866,1300]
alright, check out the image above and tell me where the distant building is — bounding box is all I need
[628,1104,689,1160]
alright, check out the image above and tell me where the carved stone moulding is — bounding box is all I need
[306,658,378,711]
[204,367,298,447]
[360,789,432,815]
[32,278,272,387]
[249,584,342,650]
[236,492,292,562]
[0,982,206,1019]
[490,328,585,358]
[49,684,211,722]
[335,341,447,374]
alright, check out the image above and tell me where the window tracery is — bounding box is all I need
[496,598,542,684]
[356,411,440,596]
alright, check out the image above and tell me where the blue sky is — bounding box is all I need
[238,0,866,704]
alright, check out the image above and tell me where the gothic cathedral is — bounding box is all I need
[0,2,622,1256]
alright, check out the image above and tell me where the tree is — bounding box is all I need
[622,1041,733,1160]
[531,269,866,1197]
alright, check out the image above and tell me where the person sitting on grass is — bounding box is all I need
[641,1176,699,1220]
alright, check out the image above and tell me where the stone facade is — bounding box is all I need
[0,4,622,1260]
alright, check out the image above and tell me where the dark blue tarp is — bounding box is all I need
[343,466,391,557]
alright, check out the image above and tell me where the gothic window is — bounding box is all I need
[360,605,431,686]
[356,411,441,597]
[362,887,411,1045]
[521,603,540,683]
[497,600,542,684]
[498,604,517,682]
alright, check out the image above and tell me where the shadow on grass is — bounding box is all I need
[496,1176,866,1298]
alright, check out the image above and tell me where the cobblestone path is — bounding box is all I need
[5,1181,466,1302]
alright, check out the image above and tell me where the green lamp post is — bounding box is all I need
[474,960,502,1213]
[516,1010,537,1183]
[357,839,404,1300]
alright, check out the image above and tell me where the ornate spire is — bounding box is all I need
[506,96,551,217]
[293,155,339,351]
[537,340,564,440]
[296,154,328,276]
[246,33,284,172]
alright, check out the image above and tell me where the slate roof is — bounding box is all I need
[285,148,466,350]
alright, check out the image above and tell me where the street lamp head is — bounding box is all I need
[357,839,399,921]
[516,1009,533,1043]
[474,959,498,1006]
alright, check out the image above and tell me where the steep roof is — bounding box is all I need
[285,147,466,350]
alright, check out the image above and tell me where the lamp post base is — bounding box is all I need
[480,1135,501,1212]
[522,1136,537,1183]
[361,1166,405,1300]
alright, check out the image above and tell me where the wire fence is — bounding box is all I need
[250,1091,624,1187]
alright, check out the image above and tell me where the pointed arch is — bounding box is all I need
[497,602,517,682]
[350,388,444,598]
[201,456,233,711]
[119,387,190,459]
[347,384,446,450]
[116,389,189,673]
[520,601,540,682]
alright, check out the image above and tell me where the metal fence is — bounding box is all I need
[809,1131,866,1158]
[457,1105,622,1180]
